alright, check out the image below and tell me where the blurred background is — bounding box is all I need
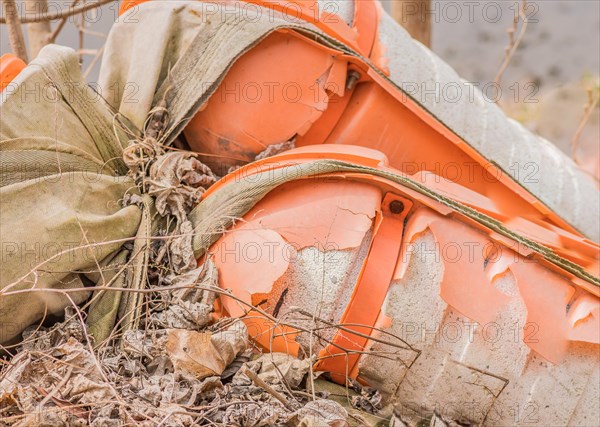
[2,0,599,176]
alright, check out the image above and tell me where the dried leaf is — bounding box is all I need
[0,351,31,399]
[121,329,167,359]
[196,376,224,395]
[289,399,349,427]
[151,299,213,329]
[254,139,296,161]
[68,374,114,402]
[349,379,382,414]
[313,380,388,427]
[389,414,408,427]
[166,320,248,380]
[167,259,217,296]
[36,386,90,419]
[221,349,253,380]
[90,403,121,421]
[147,151,215,222]
[168,220,197,273]
[242,353,311,389]
[223,402,286,427]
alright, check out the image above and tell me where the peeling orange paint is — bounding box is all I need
[213,228,289,318]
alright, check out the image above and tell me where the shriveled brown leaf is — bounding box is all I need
[221,349,252,380]
[254,139,296,161]
[168,220,197,273]
[313,379,389,427]
[289,399,349,427]
[348,379,382,414]
[151,260,218,325]
[165,258,219,303]
[68,374,114,402]
[0,351,31,399]
[223,401,286,427]
[35,386,90,419]
[166,320,248,380]
[243,353,311,389]
[121,329,168,359]
[151,299,213,329]
[147,151,215,222]
[389,414,408,427]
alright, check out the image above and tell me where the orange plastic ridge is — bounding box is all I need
[203,145,599,285]
[211,144,599,287]
[313,194,413,382]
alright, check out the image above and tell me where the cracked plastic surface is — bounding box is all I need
[201,144,599,425]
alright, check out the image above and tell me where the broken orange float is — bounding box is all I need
[114,1,600,392]
[120,0,596,241]
[0,54,26,92]
[199,145,599,388]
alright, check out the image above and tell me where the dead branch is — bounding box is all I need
[0,0,114,24]
[494,0,529,89]
[83,45,105,79]
[242,367,297,410]
[25,0,52,57]
[2,0,29,62]
[78,2,84,63]
[48,0,80,43]
[571,88,600,160]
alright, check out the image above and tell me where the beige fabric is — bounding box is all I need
[99,1,336,145]
[0,46,142,345]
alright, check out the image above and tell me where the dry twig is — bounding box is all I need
[25,0,52,57]
[0,0,114,24]
[494,0,529,90]
[48,0,80,42]
[571,87,600,161]
[242,367,296,410]
[2,0,29,62]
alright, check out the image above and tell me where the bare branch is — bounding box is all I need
[2,0,29,62]
[48,0,80,43]
[571,88,600,161]
[494,0,529,88]
[0,0,115,24]
[26,0,52,57]
[83,45,105,79]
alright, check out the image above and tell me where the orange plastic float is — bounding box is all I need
[0,2,591,422]
[119,0,590,241]
[193,144,600,424]
[116,1,600,388]
[0,54,26,92]
[202,145,599,377]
